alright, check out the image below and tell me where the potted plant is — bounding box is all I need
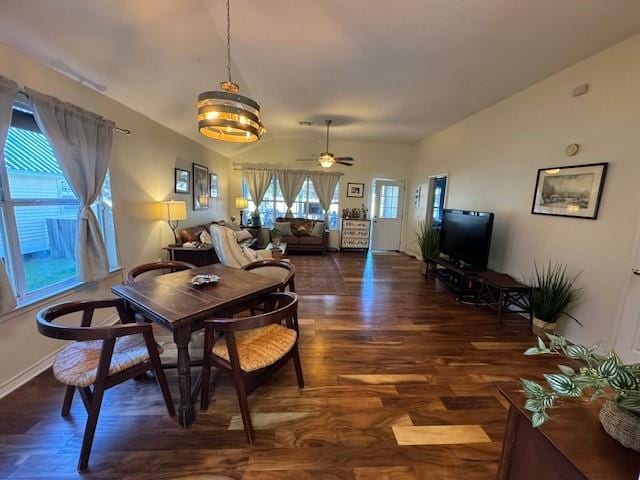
[270,226,282,248]
[528,262,582,335]
[521,333,640,452]
[250,210,262,227]
[416,220,440,275]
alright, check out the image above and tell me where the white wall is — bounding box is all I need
[404,34,640,348]
[227,137,414,248]
[0,42,232,391]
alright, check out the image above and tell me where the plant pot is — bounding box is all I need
[532,317,556,336]
[599,400,640,452]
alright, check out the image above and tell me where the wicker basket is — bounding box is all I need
[599,400,640,452]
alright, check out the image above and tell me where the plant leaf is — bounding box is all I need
[597,356,620,380]
[609,368,639,391]
[524,347,541,356]
[537,337,547,350]
[557,364,575,376]
[616,391,640,413]
[521,378,547,398]
[531,412,546,428]
[565,344,591,361]
[544,373,581,397]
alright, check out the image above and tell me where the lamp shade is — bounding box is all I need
[235,197,249,209]
[161,201,187,221]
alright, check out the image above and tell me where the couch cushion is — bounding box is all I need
[275,221,293,237]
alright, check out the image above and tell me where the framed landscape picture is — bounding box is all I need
[192,162,209,210]
[347,182,364,198]
[531,162,608,219]
[174,168,190,194]
[209,173,219,198]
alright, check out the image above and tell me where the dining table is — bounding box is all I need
[111,264,282,427]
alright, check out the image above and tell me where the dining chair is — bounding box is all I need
[125,259,196,284]
[200,292,304,443]
[36,299,175,471]
[242,259,296,292]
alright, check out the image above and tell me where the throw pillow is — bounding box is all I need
[200,231,213,245]
[276,222,293,237]
[226,221,241,232]
[311,221,325,238]
[236,229,253,242]
[241,246,260,262]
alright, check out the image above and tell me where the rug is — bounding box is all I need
[290,255,350,295]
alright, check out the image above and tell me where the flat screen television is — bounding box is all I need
[440,209,494,270]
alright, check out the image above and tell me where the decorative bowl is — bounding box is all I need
[189,274,220,287]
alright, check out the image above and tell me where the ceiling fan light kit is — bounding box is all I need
[296,119,355,168]
[197,0,265,143]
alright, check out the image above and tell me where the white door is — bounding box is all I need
[372,180,404,250]
[614,219,640,363]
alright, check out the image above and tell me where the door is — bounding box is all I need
[372,180,404,250]
[614,218,640,363]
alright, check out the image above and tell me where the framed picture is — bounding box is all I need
[174,168,190,194]
[347,182,364,198]
[531,162,608,219]
[209,173,219,198]
[192,162,209,210]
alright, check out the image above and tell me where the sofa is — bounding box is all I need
[274,217,328,254]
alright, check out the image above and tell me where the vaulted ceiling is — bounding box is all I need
[1,0,640,156]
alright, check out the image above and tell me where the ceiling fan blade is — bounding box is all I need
[335,157,355,166]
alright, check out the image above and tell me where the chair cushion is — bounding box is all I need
[53,334,158,387]
[212,324,297,373]
[249,265,292,284]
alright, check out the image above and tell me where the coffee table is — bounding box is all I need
[266,241,287,259]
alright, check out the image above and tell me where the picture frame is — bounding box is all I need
[347,182,365,198]
[174,168,190,194]
[531,162,608,219]
[209,173,219,198]
[192,162,209,210]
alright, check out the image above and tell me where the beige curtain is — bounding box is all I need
[277,170,307,218]
[26,88,115,282]
[0,76,18,314]
[310,172,341,222]
[243,169,273,214]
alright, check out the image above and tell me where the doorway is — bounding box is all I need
[371,179,405,251]
[614,214,640,363]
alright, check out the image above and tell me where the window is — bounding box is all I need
[378,184,400,219]
[243,176,340,229]
[0,104,119,302]
[430,175,447,227]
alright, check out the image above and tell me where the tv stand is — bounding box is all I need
[426,255,484,301]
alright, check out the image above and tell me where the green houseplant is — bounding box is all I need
[270,226,282,248]
[250,210,262,227]
[528,262,582,335]
[416,220,440,275]
[521,333,640,451]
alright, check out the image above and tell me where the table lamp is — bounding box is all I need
[235,197,249,225]
[160,200,187,244]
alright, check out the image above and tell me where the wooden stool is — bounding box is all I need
[476,271,531,324]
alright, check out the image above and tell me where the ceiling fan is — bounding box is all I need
[296,120,355,168]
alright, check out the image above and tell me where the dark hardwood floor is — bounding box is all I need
[0,253,556,479]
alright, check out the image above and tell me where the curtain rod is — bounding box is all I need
[17,89,131,135]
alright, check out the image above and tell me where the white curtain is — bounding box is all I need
[0,76,18,314]
[243,169,273,214]
[277,170,306,218]
[310,172,341,222]
[26,88,115,282]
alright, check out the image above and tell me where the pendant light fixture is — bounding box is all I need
[197,0,265,143]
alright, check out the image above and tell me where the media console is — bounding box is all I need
[425,255,484,302]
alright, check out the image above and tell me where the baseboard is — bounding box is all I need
[0,313,119,400]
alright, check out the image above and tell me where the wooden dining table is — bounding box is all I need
[111,264,282,427]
